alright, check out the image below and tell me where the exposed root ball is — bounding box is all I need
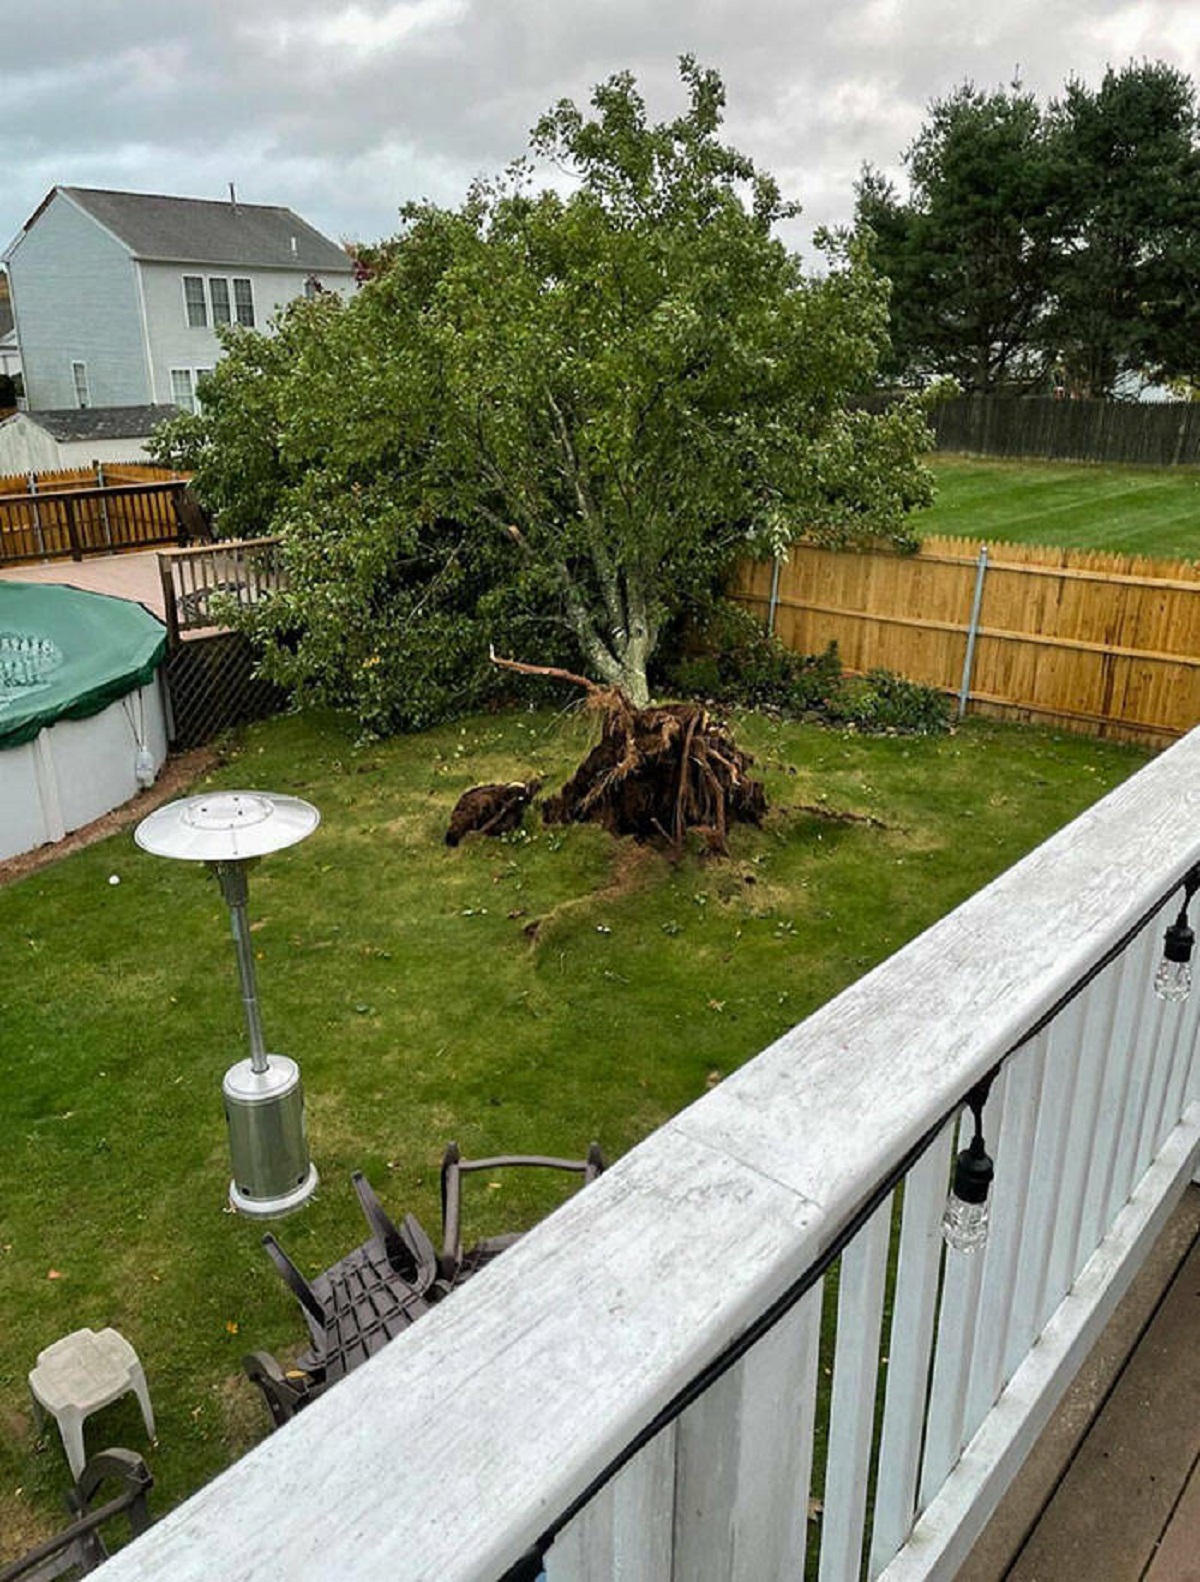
[445,778,542,846]
[542,697,765,851]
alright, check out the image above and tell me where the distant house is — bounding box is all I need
[3,186,354,414]
[0,294,20,393]
[0,405,180,473]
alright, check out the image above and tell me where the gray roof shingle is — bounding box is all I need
[13,405,180,441]
[58,187,353,273]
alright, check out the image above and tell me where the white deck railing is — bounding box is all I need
[101,729,1200,1582]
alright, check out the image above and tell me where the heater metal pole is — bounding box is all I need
[213,860,268,1074]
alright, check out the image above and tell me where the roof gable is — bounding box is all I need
[51,188,352,273]
[9,405,180,441]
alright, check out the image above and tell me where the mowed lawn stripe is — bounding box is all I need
[921,457,1200,559]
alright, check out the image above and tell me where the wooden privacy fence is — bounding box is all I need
[730,536,1200,747]
[928,396,1200,466]
[0,480,192,564]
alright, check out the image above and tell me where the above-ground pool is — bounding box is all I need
[0,582,168,861]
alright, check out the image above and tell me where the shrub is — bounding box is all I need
[664,601,843,713]
[825,669,952,735]
[664,598,950,735]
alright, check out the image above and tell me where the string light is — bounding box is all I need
[1154,866,1200,1003]
[943,1074,995,1254]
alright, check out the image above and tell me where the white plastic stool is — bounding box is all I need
[28,1327,155,1479]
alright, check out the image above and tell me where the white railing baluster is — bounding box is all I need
[964,1060,1035,1436]
[1132,994,1170,1186]
[919,1101,991,1508]
[1156,977,1200,1154]
[1109,930,1164,1215]
[547,1485,616,1580]
[997,1028,1051,1376]
[818,1201,892,1582]
[1136,970,1193,1179]
[1028,1006,1084,1335]
[1073,953,1132,1271]
[672,1286,823,1581]
[869,1128,955,1579]
[730,1290,823,1580]
[547,1431,675,1582]
[1044,988,1108,1303]
[1098,926,1158,1230]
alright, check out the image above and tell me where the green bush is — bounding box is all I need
[665,598,950,735]
[825,669,952,735]
[665,601,843,713]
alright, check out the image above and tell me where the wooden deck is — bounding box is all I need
[0,549,170,624]
[965,1185,1200,1580]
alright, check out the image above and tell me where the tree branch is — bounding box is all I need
[488,646,602,693]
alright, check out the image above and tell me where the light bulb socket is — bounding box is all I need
[1163,919,1194,964]
[952,1135,994,1205]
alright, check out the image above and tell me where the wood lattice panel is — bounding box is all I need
[163,632,287,749]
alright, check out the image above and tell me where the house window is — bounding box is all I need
[72,361,90,409]
[170,368,195,414]
[195,368,214,410]
[209,277,232,326]
[183,275,207,328]
[233,278,255,327]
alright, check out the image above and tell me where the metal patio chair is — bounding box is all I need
[439,1141,606,1287]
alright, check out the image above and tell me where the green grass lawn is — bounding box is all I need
[0,705,1150,1556]
[919,455,1200,560]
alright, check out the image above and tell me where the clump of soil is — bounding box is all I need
[445,778,542,846]
[490,654,766,854]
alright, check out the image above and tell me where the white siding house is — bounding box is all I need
[0,405,180,472]
[3,187,354,412]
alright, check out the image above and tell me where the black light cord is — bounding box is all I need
[498,863,1198,1581]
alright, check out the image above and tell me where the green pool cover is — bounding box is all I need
[0,583,166,749]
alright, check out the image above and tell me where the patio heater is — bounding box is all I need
[135,791,320,1218]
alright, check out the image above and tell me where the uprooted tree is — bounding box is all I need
[153,58,934,738]
[471,654,767,853]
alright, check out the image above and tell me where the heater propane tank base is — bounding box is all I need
[223,1054,318,1218]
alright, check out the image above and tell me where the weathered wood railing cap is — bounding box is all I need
[98,728,1200,1581]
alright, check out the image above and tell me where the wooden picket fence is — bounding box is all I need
[0,462,182,497]
[729,536,1200,747]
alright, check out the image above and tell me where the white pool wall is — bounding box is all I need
[0,676,168,861]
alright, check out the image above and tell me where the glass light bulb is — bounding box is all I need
[1154,956,1192,1002]
[942,1193,990,1253]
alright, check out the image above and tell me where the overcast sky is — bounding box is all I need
[4,0,1199,263]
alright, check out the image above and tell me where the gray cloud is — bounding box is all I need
[3,1,1197,258]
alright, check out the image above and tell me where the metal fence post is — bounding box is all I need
[957,545,989,721]
[767,555,782,637]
